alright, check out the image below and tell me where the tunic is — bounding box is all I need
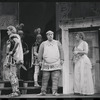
[38,40,64,71]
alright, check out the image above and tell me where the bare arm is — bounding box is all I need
[57,41,64,61]
[33,46,38,57]
[38,42,44,62]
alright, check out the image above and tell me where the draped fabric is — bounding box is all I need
[73,41,94,95]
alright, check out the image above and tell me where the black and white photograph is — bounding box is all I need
[0,1,100,100]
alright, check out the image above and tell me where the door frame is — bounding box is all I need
[59,16,100,94]
[69,29,100,93]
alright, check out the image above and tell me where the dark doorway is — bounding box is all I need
[19,2,56,80]
[1,30,8,80]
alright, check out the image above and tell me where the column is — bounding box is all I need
[0,30,1,70]
[62,28,70,94]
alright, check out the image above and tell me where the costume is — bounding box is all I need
[38,40,64,95]
[73,40,94,95]
[3,33,23,96]
[31,41,41,86]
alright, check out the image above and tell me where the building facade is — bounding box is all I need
[1,2,100,94]
[56,2,100,94]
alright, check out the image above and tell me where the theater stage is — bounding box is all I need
[0,93,100,99]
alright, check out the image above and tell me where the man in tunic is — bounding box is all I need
[31,28,42,86]
[38,30,64,96]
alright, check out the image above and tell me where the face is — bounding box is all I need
[37,29,41,34]
[7,29,12,36]
[75,34,80,41]
[36,36,42,43]
[47,32,54,41]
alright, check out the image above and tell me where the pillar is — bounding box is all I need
[62,28,70,94]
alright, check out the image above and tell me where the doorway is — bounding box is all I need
[1,30,8,80]
[69,28,100,93]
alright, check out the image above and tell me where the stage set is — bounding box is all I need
[1,2,100,100]
[0,80,99,100]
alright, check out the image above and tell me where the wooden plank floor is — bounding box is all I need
[0,93,100,99]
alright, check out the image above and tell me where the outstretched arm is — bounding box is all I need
[33,46,38,57]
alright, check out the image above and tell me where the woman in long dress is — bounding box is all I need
[73,32,94,95]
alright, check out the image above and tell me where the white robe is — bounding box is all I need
[73,41,94,95]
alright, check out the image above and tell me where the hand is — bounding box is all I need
[24,50,29,55]
[39,61,42,66]
[35,53,38,57]
[16,60,23,65]
[60,60,64,65]
[9,51,13,55]
[26,50,29,53]
[73,51,78,55]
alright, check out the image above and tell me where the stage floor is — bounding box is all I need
[0,93,100,99]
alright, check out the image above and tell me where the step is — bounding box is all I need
[0,80,24,88]
[0,80,42,87]
[23,80,42,88]
[0,80,24,95]
[0,86,41,95]
[0,86,62,95]
[0,80,41,84]
[23,80,41,85]
[0,79,24,83]
[24,80,41,83]
[0,86,41,90]
[0,80,62,95]
[0,80,42,90]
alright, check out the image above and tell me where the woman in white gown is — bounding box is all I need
[73,32,94,95]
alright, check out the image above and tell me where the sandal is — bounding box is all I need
[37,92,46,96]
[52,91,60,96]
[8,91,21,98]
